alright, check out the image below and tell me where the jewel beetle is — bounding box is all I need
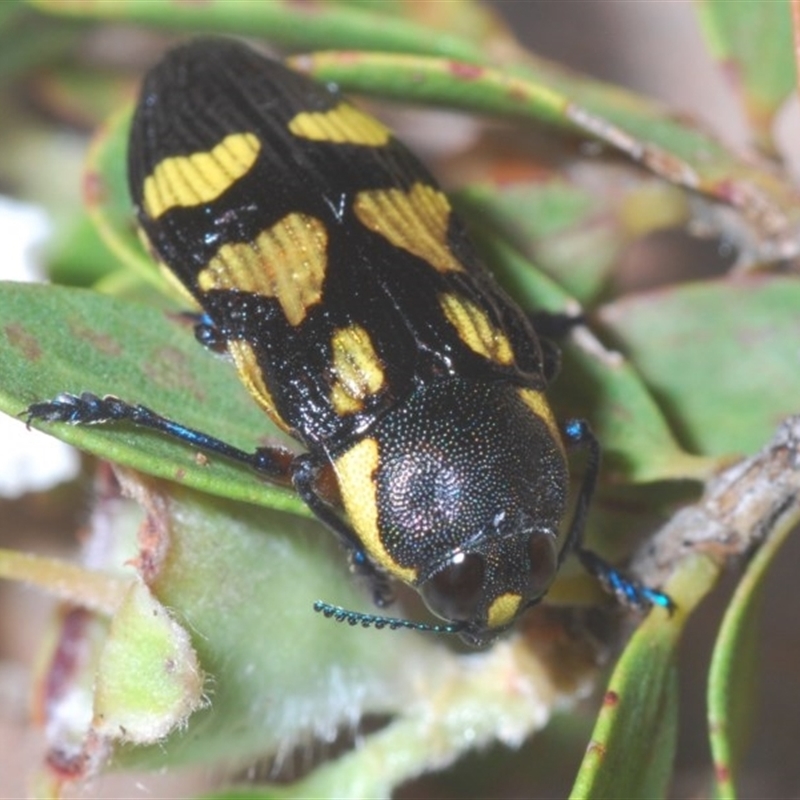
[27,38,672,645]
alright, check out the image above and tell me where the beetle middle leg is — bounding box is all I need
[528,310,584,382]
[560,418,674,612]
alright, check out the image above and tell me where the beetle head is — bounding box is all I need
[372,377,569,644]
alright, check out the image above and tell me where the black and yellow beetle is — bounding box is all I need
[27,38,671,645]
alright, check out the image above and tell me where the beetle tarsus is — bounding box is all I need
[578,548,675,613]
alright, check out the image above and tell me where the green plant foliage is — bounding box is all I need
[597,277,800,456]
[707,484,800,799]
[695,0,795,153]
[0,282,304,515]
[1,1,799,797]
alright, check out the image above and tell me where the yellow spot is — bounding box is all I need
[517,388,564,456]
[143,133,260,219]
[330,325,385,414]
[288,102,390,146]
[198,213,328,326]
[487,592,522,629]
[334,439,417,583]
[354,183,464,274]
[226,340,291,433]
[439,293,514,365]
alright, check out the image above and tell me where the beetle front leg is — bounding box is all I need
[25,391,295,483]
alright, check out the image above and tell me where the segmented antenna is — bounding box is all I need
[313,600,465,635]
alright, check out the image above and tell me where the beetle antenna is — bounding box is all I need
[313,600,465,635]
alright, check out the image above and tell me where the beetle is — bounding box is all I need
[26,38,671,645]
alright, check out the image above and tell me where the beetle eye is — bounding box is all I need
[420,553,485,622]
[526,533,558,599]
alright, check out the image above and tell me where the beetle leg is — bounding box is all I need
[558,418,600,561]
[528,311,584,382]
[24,391,294,482]
[168,311,229,353]
[560,418,674,612]
[578,549,674,611]
[527,310,584,339]
[291,454,395,608]
[192,313,228,353]
[350,550,395,608]
[538,338,562,383]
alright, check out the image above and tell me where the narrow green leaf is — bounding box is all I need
[84,105,168,293]
[296,51,800,256]
[572,554,720,800]
[0,281,305,514]
[574,415,800,799]
[26,0,485,62]
[707,487,800,798]
[27,0,800,252]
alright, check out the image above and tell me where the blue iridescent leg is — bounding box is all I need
[24,392,293,481]
[561,417,674,613]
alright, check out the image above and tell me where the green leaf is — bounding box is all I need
[46,212,130,288]
[572,413,800,798]
[27,0,800,255]
[125,478,447,770]
[695,0,795,153]
[457,176,690,307]
[24,470,458,778]
[554,336,715,484]
[597,276,800,457]
[707,484,800,799]
[295,51,800,258]
[0,281,305,515]
[26,0,485,62]
[571,554,720,799]
[84,105,168,294]
[24,471,596,790]
[94,580,205,744]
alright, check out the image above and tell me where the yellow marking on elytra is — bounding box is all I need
[198,213,328,326]
[487,592,522,629]
[354,183,464,274]
[226,340,291,433]
[143,132,260,219]
[517,388,564,456]
[330,325,385,414]
[288,102,390,146]
[334,438,417,583]
[439,293,514,365]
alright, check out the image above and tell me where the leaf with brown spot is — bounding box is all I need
[0,281,304,515]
